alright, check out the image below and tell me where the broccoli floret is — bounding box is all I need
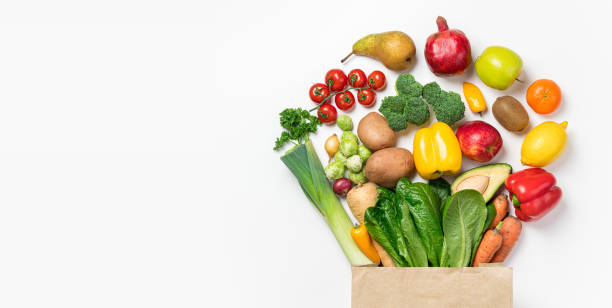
[395,74,423,97]
[379,95,430,131]
[422,82,465,126]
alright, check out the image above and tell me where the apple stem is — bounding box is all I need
[341,52,354,63]
[515,78,524,83]
[436,16,449,32]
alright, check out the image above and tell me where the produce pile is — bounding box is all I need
[274,16,567,267]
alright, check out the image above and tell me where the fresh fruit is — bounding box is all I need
[317,103,338,124]
[309,83,331,104]
[424,16,471,76]
[325,69,348,92]
[367,71,386,90]
[335,91,356,111]
[492,96,529,132]
[357,89,376,107]
[526,79,562,114]
[347,69,367,88]
[462,82,486,114]
[521,121,568,167]
[451,163,512,203]
[341,31,416,71]
[475,46,523,90]
[333,178,353,196]
[456,121,503,162]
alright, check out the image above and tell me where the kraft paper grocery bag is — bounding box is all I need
[351,265,512,308]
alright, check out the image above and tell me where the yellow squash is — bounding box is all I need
[463,82,487,114]
[413,122,462,180]
[521,121,568,167]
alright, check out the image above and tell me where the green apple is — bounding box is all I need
[475,46,523,90]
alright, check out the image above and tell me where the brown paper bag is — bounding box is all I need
[351,265,512,308]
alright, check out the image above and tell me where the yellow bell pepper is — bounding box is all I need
[413,122,462,180]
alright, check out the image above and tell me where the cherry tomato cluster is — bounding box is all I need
[309,69,386,124]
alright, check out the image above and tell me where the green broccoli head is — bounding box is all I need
[422,82,465,126]
[379,95,430,131]
[395,74,423,97]
[404,96,430,126]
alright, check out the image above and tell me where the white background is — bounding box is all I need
[0,0,610,307]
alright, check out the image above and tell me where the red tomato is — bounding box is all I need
[334,91,355,111]
[357,89,376,107]
[368,70,386,90]
[308,83,330,104]
[325,69,348,92]
[347,69,367,88]
[317,103,337,123]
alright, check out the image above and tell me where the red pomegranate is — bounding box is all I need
[425,16,471,76]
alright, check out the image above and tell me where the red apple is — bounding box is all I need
[456,121,502,162]
[425,16,471,76]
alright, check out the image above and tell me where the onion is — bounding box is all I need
[325,134,340,161]
[333,178,353,196]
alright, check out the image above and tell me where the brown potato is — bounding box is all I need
[357,112,396,151]
[365,147,414,188]
[492,96,529,132]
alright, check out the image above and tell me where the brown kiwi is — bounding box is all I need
[492,96,529,132]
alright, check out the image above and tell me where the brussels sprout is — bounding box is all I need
[325,161,345,179]
[358,144,372,162]
[341,131,359,144]
[340,139,358,157]
[337,115,353,131]
[348,169,367,184]
[346,155,363,172]
[334,151,348,166]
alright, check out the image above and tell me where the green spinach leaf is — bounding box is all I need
[365,206,409,267]
[429,178,451,211]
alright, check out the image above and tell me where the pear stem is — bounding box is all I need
[341,51,354,63]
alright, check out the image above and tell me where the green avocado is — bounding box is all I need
[450,163,512,203]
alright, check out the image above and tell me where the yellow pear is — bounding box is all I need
[341,31,416,71]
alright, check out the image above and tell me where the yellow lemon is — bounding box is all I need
[521,121,568,167]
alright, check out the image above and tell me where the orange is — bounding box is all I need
[526,79,562,114]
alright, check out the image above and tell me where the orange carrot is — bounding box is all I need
[491,216,522,263]
[489,194,509,230]
[473,225,503,267]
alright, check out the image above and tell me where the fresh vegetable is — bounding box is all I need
[462,82,487,114]
[340,138,359,157]
[472,223,503,267]
[309,83,331,104]
[347,183,378,225]
[325,69,348,92]
[451,163,512,203]
[484,202,496,233]
[455,121,503,162]
[273,108,321,151]
[413,122,462,180]
[526,79,562,114]
[422,82,465,126]
[334,151,347,165]
[341,31,416,71]
[346,155,363,172]
[368,70,387,90]
[358,144,371,162]
[335,91,356,111]
[428,177,451,209]
[364,147,415,188]
[341,131,359,143]
[337,114,353,131]
[395,73,423,97]
[365,203,409,267]
[347,69,367,88]
[325,161,345,180]
[357,88,376,107]
[324,134,340,161]
[357,112,396,151]
[395,180,428,267]
[333,178,353,196]
[492,96,529,132]
[348,169,367,184]
[521,121,568,167]
[489,194,509,230]
[317,103,338,124]
[505,168,562,222]
[441,189,488,267]
[351,224,381,264]
[280,140,373,265]
[379,95,430,131]
[491,217,522,262]
[475,46,523,90]
[424,16,471,76]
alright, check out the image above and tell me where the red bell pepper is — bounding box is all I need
[505,168,562,222]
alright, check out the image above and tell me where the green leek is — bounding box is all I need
[281,140,374,266]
